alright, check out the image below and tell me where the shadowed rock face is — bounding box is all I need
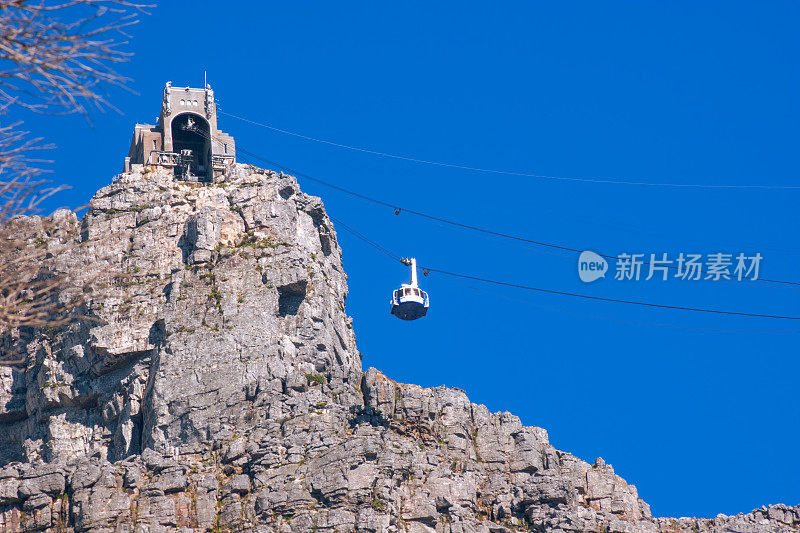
[0,164,796,532]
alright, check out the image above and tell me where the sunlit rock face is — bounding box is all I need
[0,165,796,532]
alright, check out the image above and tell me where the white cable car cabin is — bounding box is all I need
[390,257,429,321]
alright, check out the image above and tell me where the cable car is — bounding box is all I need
[390,257,429,320]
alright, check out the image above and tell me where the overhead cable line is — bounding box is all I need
[208,134,800,322]
[218,108,800,190]
[229,145,800,288]
[445,279,800,334]
[419,267,800,320]
[326,213,800,321]
[328,215,401,262]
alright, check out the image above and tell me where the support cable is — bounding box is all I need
[327,213,800,321]
[196,130,800,325]
[229,144,800,288]
[218,108,800,190]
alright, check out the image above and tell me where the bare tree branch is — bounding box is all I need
[0,121,77,365]
[0,0,153,116]
[0,0,151,365]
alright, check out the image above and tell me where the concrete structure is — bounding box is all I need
[126,81,235,181]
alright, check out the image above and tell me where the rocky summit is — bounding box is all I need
[0,164,796,532]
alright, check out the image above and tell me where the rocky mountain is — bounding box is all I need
[0,164,797,532]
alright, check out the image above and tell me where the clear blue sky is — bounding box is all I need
[26,1,798,519]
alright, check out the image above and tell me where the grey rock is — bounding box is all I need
[18,466,65,497]
[223,437,246,463]
[142,447,176,472]
[0,477,21,505]
[152,467,187,494]
[69,461,102,490]
[0,164,795,532]
[228,473,251,494]
[22,492,51,511]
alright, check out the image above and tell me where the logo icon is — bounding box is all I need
[578,251,607,283]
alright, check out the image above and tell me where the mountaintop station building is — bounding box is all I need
[125,82,236,181]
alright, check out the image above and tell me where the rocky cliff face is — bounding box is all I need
[0,164,796,532]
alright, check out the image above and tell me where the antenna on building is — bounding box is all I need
[204,71,207,89]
